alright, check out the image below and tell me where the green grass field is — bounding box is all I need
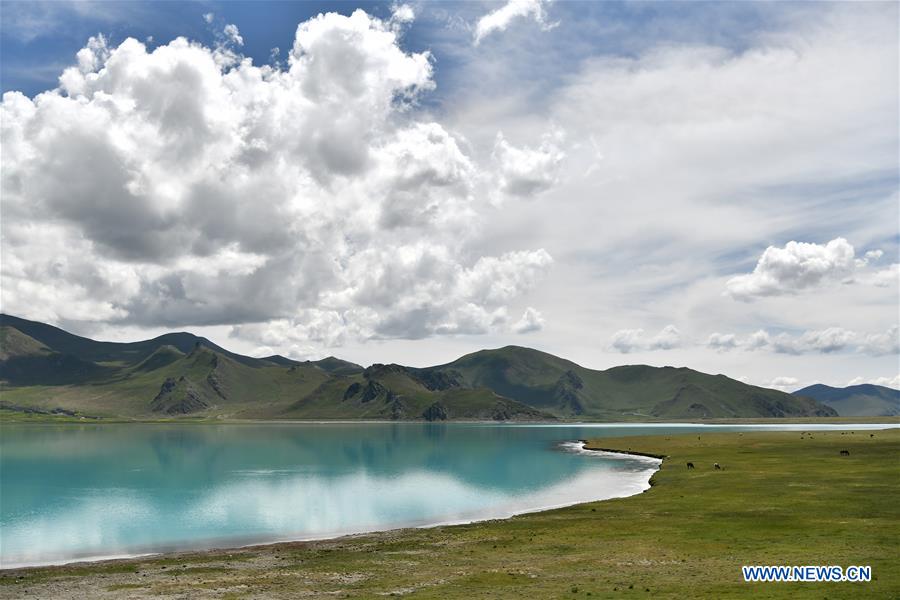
[2,429,897,599]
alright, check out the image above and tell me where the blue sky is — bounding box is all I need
[2,1,822,101]
[1,1,898,390]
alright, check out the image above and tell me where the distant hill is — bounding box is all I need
[0,315,837,421]
[794,383,900,417]
[420,346,835,419]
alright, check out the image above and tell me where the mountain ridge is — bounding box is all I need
[793,383,900,417]
[0,314,837,420]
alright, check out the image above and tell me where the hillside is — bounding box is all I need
[0,314,291,368]
[0,316,549,421]
[0,315,837,421]
[420,346,836,419]
[794,383,900,417]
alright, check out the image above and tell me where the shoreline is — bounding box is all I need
[0,441,662,571]
[2,413,898,426]
[579,439,667,460]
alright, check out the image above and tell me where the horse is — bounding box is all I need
[686,462,694,469]
[714,463,722,470]
[840,450,850,456]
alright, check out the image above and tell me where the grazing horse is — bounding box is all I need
[686,462,694,469]
[714,463,721,470]
[840,450,850,456]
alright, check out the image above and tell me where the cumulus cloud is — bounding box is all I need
[858,325,900,356]
[649,324,681,350]
[473,0,554,45]
[707,332,738,352]
[76,33,110,73]
[390,4,415,26]
[609,329,644,354]
[868,263,900,288]
[0,10,552,345]
[492,130,565,200]
[705,326,898,356]
[766,376,800,392]
[847,374,900,389]
[232,312,368,359]
[513,307,545,334]
[223,24,243,47]
[609,325,681,353]
[772,327,857,355]
[725,238,885,300]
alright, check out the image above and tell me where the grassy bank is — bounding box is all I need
[2,429,898,598]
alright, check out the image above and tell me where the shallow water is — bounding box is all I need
[0,421,892,567]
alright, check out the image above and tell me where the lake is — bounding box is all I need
[0,421,893,567]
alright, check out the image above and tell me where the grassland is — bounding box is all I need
[2,428,897,598]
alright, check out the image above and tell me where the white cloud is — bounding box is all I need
[772,327,857,354]
[473,0,554,45]
[0,10,552,344]
[436,3,897,384]
[705,326,897,356]
[707,332,738,352]
[766,376,800,391]
[609,329,644,354]
[745,330,771,350]
[868,263,899,288]
[858,325,900,356]
[492,130,565,199]
[223,24,243,47]
[203,12,214,24]
[76,34,109,73]
[649,324,681,350]
[390,4,415,25]
[725,238,875,301]
[609,325,681,353]
[514,307,545,334]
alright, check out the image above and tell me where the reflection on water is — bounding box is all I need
[0,421,890,566]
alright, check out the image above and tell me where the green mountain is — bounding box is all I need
[0,315,548,421]
[0,315,836,421]
[794,383,900,417]
[419,346,835,419]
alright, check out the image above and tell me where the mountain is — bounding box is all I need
[0,314,288,368]
[419,346,835,419]
[793,383,900,417]
[0,315,549,421]
[0,315,837,421]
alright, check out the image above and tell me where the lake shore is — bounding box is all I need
[2,408,898,425]
[2,428,897,599]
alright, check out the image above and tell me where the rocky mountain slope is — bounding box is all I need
[0,314,837,421]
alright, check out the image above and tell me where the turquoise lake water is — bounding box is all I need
[0,422,893,567]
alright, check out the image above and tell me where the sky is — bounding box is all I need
[1,0,898,392]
